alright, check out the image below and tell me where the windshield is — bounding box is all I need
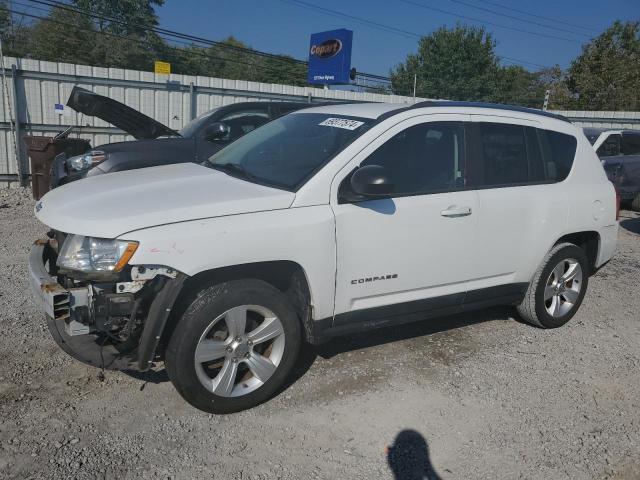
[179,107,223,138]
[206,113,372,190]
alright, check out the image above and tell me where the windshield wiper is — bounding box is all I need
[210,162,252,180]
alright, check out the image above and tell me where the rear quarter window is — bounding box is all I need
[539,130,577,182]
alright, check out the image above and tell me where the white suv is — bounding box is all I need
[29,101,618,413]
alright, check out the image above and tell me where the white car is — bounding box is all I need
[29,101,618,413]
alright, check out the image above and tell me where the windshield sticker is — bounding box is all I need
[318,118,365,130]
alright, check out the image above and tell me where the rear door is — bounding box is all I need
[465,116,571,294]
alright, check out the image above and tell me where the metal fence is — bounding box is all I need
[0,56,424,185]
[1,56,639,186]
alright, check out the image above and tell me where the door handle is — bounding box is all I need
[440,206,472,217]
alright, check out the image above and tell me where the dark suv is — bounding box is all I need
[47,87,310,188]
[586,128,640,210]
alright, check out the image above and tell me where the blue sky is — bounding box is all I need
[158,0,640,77]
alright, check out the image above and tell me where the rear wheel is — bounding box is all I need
[165,279,301,414]
[517,243,589,328]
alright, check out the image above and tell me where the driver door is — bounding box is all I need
[331,114,479,326]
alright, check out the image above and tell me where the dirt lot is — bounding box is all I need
[1,186,639,480]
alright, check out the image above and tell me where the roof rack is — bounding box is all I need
[377,100,570,123]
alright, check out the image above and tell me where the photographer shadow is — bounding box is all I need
[387,429,442,480]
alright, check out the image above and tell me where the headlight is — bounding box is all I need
[66,151,107,172]
[57,235,138,273]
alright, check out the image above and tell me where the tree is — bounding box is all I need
[27,6,97,65]
[493,65,543,108]
[72,0,165,70]
[0,0,30,57]
[391,25,501,101]
[72,0,164,35]
[536,66,573,110]
[567,21,640,110]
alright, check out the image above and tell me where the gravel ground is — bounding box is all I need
[1,186,639,480]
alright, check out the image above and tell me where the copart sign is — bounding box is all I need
[307,29,353,85]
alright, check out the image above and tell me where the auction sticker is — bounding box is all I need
[318,118,364,130]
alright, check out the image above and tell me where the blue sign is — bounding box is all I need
[307,29,353,85]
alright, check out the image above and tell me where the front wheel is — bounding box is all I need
[517,243,589,329]
[165,279,301,414]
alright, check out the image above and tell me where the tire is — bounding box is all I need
[165,279,302,414]
[517,243,589,329]
[631,194,640,212]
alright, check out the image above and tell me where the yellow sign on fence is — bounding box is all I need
[154,61,171,75]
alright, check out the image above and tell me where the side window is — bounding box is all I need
[597,134,621,157]
[472,123,529,186]
[540,130,577,181]
[467,123,577,187]
[621,134,640,155]
[210,109,270,142]
[360,121,465,196]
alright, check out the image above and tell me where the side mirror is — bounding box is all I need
[350,165,394,197]
[205,122,230,141]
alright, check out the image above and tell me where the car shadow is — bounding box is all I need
[123,367,169,389]
[387,429,442,480]
[315,306,512,359]
[276,306,513,396]
[125,306,513,392]
[620,213,640,234]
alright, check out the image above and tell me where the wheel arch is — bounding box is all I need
[553,230,600,274]
[159,261,316,352]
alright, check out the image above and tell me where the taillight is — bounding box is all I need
[615,189,621,220]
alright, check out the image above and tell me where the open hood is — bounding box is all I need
[67,86,179,140]
[35,163,295,238]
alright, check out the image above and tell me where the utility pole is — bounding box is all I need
[542,89,550,111]
[412,73,417,103]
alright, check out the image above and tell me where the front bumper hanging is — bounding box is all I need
[28,240,186,372]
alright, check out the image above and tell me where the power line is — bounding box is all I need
[397,0,580,43]
[279,0,422,39]
[279,0,552,69]
[23,0,392,82]
[477,0,601,35]
[445,0,592,38]
[5,8,308,80]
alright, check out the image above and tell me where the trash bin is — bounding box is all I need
[23,135,90,200]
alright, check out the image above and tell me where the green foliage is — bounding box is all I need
[390,24,552,107]
[567,21,640,110]
[391,25,501,101]
[72,0,164,35]
[1,1,308,85]
[1,2,638,109]
[26,7,97,65]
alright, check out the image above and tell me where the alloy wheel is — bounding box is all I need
[193,305,285,397]
[544,258,583,317]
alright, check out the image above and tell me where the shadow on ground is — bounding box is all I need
[125,306,514,394]
[620,214,640,235]
[387,429,442,480]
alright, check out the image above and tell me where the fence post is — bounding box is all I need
[189,82,196,120]
[11,65,26,187]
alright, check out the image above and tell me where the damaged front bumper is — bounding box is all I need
[28,239,186,371]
